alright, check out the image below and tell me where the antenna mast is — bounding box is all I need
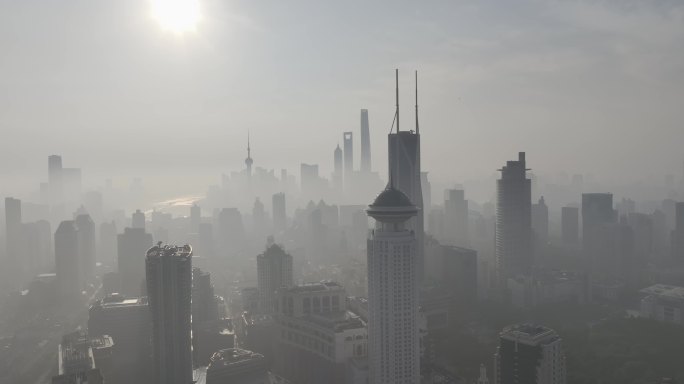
[415,70,419,135]
[395,68,400,133]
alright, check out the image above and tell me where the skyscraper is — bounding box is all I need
[561,206,579,246]
[496,152,532,281]
[493,323,566,384]
[132,209,146,230]
[531,196,549,245]
[343,131,354,186]
[333,144,343,191]
[256,243,293,313]
[366,186,420,384]
[272,192,287,233]
[118,227,153,297]
[360,109,371,173]
[388,70,424,283]
[55,220,80,301]
[146,243,193,384]
[671,202,684,260]
[444,189,469,247]
[48,155,63,203]
[75,214,96,284]
[582,193,615,275]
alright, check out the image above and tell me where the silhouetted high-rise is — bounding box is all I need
[146,244,193,384]
[496,152,532,280]
[561,206,579,246]
[531,196,549,245]
[118,227,153,297]
[360,109,371,173]
[75,214,96,284]
[333,144,343,191]
[132,209,146,230]
[48,155,63,203]
[670,202,684,261]
[444,189,469,247]
[272,192,287,233]
[256,243,293,313]
[582,193,615,274]
[55,220,80,301]
[388,70,424,283]
[367,186,420,384]
[343,131,354,187]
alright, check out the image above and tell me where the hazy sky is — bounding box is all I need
[1,0,683,197]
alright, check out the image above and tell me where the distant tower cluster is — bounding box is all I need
[496,152,532,282]
[145,243,193,384]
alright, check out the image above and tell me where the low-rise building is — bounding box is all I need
[640,284,684,325]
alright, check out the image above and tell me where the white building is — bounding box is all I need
[494,323,566,384]
[366,186,420,384]
[640,284,684,325]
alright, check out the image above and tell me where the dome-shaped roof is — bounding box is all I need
[370,186,414,208]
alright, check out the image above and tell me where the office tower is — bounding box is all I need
[256,243,293,313]
[55,220,81,301]
[671,202,684,260]
[493,323,566,384]
[132,209,146,230]
[51,331,106,384]
[245,132,253,177]
[192,268,221,365]
[24,220,52,272]
[343,131,354,183]
[117,227,153,297]
[206,348,269,384]
[99,221,117,266]
[333,144,344,191]
[561,207,579,246]
[146,244,193,384]
[532,197,549,245]
[496,152,533,281]
[360,109,371,173]
[366,185,420,384]
[441,246,478,306]
[5,197,23,279]
[388,70,424,284]
[48,155,63,203]
[273,193,287,233]
[444,189,469,247]
[273,282,367,384]
[75,214,96,284]
[88,294,152,381]
[190,204,201,231]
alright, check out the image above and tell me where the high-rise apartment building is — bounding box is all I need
[256,243,293,313]
[494,323,566,384]
[532,197,549,245]
[496,152,532,280]
[146,244,193,384]
[366,186,420,384]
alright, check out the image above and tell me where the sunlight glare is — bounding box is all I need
[151,0,201,34]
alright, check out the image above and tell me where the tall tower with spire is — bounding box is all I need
[245,131,253,176]
[366,70,421,384]
[388,70,424,283]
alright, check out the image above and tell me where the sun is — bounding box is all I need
[151,0,201,34]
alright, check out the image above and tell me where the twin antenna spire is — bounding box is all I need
[389,69,420,189]
[391,69,420,134]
